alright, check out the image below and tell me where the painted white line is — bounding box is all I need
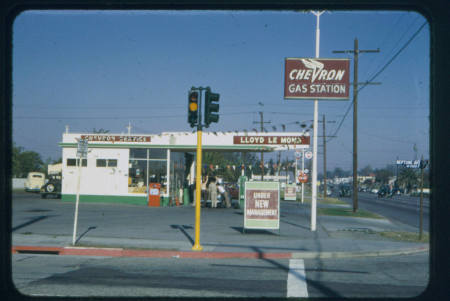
[287,259,308,297]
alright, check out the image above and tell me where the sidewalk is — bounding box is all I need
[12,200,429,259]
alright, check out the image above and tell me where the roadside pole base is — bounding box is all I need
[191,244,203,251]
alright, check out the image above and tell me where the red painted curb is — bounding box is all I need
[12,246,62,254]
[12,245,292,259]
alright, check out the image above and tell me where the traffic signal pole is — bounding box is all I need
[192,123,203,251]
[192,88,203,251]
[188,86,220,251]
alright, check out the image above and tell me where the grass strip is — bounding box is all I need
[317,207,384,219]
[290,195,348,205]
[378,231,429,243]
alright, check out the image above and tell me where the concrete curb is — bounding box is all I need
[291,244,429,259]
[12,244,429,259]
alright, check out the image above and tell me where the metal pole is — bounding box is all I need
[323,114,327,200]
[295,155,298,201]
[192,88,203,251]
[301,148,305,204]
[72,157,82,245]
[260,111,264,181]
[352,38,359,213]
[311,11,323,231]
[419,155,424,240]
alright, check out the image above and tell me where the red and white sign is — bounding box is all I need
[284,58,350,100]
[81,135,151,143]
[298,172,308,183]
[233,135,310,145]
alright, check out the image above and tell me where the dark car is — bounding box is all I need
[377,185,390,198]
[339,185,352,198]
[40,178,61,198]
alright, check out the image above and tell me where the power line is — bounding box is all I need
[329,21,427,141]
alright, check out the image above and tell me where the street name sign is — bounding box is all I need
[284,58,350,100]
[244,181,280,230]
[396,160,420,168]
[76,139,88,159]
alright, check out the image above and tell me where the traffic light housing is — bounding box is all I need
[204,89,220,127]
[188,90,199,128]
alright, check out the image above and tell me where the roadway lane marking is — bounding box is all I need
[287,259,308,297]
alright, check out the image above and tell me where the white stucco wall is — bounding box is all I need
[62,147,130,196]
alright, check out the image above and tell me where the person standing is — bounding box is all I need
[208,177,218,208]
[201,176,208,202]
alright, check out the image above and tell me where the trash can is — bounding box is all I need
[239,176,247,209]
[161,196,169,207]
[183,188,190,206]
[148,183,161,207]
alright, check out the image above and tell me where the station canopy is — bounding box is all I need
[60,131,311,153]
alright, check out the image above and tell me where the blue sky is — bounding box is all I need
[12,10,429,171]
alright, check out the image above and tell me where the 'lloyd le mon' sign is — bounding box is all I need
[233,135,310,145]
[284,58,350,100]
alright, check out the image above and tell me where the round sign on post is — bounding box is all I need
[298,172,308,183]
[305,151,313,160]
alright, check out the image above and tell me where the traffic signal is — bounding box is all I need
[188,90,199,128]
[204,88,220,127]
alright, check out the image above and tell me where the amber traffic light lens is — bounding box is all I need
[189,102,198,111]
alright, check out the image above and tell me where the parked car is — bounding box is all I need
[40,163,62,199]
[24,172,46,192]
[40,178,61,198]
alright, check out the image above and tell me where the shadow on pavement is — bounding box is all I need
[12,215,52,232]
[170,224,194,246]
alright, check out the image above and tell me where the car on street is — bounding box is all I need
[24,172,46,192]
[339,184,352,197]
[40,178,61,198]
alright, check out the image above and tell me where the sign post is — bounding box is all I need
[284,12,350,231]
[72,138,88,245]
[396,157,428,240]
[301,149,305,204]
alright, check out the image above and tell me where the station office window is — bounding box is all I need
[67,158,87,167]
[128,148,167,194]
[96,159,118,167]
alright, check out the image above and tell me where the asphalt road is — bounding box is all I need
[338,192,430,232]
[10,191,429,298]
[12,253,428,298]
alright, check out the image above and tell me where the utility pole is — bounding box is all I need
[253,111,271,180]
[318,115,336,200]
[333,38,380,213]
[323,115,326,199]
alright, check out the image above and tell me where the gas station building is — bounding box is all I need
[59,131,310,206]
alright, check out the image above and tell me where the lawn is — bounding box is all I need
[317,207,384,219]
